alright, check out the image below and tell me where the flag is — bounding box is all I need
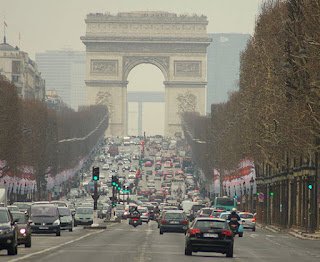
[4,21,7,27]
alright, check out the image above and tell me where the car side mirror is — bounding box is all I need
[28,220,32,225]
[12,218,19,225]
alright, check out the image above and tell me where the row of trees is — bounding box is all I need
[0,76,109,197]
[182,0,319,230]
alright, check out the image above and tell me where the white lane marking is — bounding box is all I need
[8,229,104,262]
[249,234,259,238]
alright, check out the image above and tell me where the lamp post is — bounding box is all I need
[250,177,255,212]
[243,181,247,210]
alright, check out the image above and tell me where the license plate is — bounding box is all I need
[203,233,218,238]
[170,221,179,224]
[39,226,49,230]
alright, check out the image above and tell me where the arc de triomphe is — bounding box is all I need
[81,11,211,137]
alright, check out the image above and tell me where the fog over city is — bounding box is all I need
[1,0,261,135]
[1,0,320,261]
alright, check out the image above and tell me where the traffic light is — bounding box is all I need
[307,176,313,190]
[270,191,274,197]
[92,167,100,181]
[112,175,117,186]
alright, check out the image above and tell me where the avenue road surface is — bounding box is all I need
[1,221,319,262]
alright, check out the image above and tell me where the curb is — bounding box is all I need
[258,223,320,240]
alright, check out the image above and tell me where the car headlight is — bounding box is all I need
[53,219,60,225]
[20,228,26,234]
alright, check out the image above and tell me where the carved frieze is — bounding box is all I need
[90,59,118,76]
[174,61,201,77]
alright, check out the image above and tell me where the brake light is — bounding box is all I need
[252,218,256,222]
[209,215,213,218]
[222,229,233,237]
[189,228,201,236]
[161,219,167,224]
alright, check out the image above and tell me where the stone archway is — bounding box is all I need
[81,11,211,137]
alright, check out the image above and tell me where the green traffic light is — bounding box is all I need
[270,192,274,196]
[308,184,313,190]
[112,182,116,186]
[93,175,98,181]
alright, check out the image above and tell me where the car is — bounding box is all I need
[29,204,61,236]
[74,207,94,226]
[0,207,18,255]
[138,207,150,223]
[102,164,109,170]
[51,201,68,207]
[58,207,74,232]
[239,212,256,231]
[185,217,234,257]
[144,161,153,167]
[210,209,225,218]
[11,211,32,248]
[159,210,188,234]
[197,208,215,218]
[164,161,172,168]
[13,202,32,214]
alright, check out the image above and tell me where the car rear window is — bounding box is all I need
[165,212,185,220]
[194,220,227,229]
[240,213,254,219]
[201,209,212,215]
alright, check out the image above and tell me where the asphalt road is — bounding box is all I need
[3,221,319,262]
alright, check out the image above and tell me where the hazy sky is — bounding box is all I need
[1,0,263,135]
[1,0,262,59]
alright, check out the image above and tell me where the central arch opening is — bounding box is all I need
[127,64,165,136]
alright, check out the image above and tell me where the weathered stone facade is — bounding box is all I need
[81,11,211,137]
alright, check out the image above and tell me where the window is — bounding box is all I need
[194,220,227,229]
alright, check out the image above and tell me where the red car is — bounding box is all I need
[144,161,153,167]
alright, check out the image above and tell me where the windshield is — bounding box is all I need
[76,208,93,214]
[31,206,58,217]
[58,208,71,216]
[14,203,31,210]
[0,210,10,223]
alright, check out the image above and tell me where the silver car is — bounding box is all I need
[239,212,256,231]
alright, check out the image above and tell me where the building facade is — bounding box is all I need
[0,37,45,101]
[35,50,86,111]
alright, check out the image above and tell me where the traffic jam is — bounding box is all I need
[0,135,255,258]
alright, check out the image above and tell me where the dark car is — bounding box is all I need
[159,210,188,234]
[11,211,31,248]
[29,204,61,236]
[185,217,234,257]
[13,202,32,215]
[0,207,18,255]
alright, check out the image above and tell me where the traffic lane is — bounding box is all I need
[0,226,93,261]
[237,227,320,261]
[148,225,320,262]
[20,220,156,262]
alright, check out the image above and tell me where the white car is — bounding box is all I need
[102,164,109,170]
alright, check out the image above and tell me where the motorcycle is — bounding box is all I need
[129,217,142,227]
[228,218,244,237]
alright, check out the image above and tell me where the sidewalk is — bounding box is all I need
[258,223,320,240]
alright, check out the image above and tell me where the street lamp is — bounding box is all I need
[250,177,255,212]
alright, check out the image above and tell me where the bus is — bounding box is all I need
[212,196,237,211]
